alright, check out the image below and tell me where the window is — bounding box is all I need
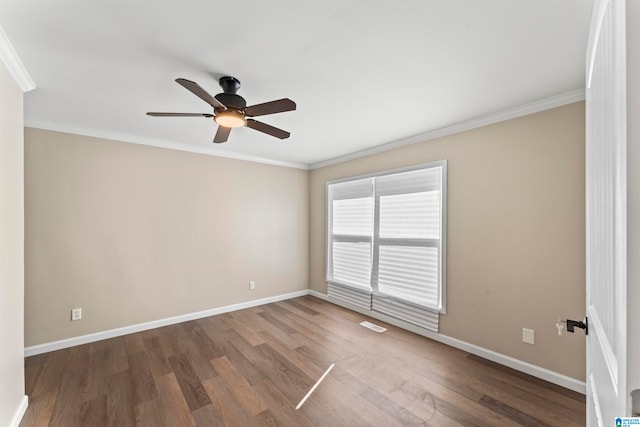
[326,162,446,331]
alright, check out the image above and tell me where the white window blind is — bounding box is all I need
[327,178,373,293]
[326,162,446,330]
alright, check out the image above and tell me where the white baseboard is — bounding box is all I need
[9,395,28,427]
[24,290,309,357]
[309,290,586,394]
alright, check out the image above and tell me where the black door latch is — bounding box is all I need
[566,318,588,335]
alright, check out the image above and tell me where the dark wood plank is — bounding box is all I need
[155,372,197,427]
[190,403,225,427]
[201,376,256,426]
[215,332,269,385]
[79,395,107,427]
[251,379,315,427]
[82,346,109,402]
[155,326,182,358]
[142,335,172,377]
[135,398,168,427]
[479,395,553,427]
[105,336,129,374]
[29,349,72,398]
[302,371,407,426]
[23,359,44,396]
[257,306,299,335]
[252,342,314,404]
[330,364,431,426]
[17,393,57,427]
[106,370,136,427]
[176,320,224,360]
[127,351,156,405]
[210,356,267,416]
[172,324,219,382]
[123,333,145,354]
[467,353,586,404]
[168,353,212,412]
[281,299,321,315]
[48,365,86,427]
[224,314,265,346]
[257,329,325,379]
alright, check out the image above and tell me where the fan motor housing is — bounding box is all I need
[215,93,247,110]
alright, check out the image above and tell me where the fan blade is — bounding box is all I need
[245,98,296,117]
[147,112,213,117]
[246,119,290,139]
[175,78,226,109]
[213,126,232,143]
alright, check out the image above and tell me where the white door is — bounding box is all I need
[585,0,628,425]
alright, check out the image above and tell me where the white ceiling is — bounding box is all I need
[1,0,593,168]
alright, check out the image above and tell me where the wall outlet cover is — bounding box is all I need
[522,328,535,345]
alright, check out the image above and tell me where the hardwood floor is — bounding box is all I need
[20,296,585,426]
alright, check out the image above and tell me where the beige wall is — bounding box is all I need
[24,129,308,346]
[0,61,26,424]
[309,102,586,380]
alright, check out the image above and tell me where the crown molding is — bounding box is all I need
[309,89,586,170]
[26,89,584,171]
[0,25,35,92]
[24,121,309,170]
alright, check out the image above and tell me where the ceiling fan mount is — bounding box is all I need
[218,76,241,94]
[147,77,296,143]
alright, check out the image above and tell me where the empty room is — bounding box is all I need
[2,1,639,426]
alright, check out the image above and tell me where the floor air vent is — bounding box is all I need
[360,321,387,333]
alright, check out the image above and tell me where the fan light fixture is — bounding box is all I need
[214,110,246,128]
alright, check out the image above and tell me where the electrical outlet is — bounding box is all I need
[522,328,535,345]
[71,308,82,321]
[249,281,256,290]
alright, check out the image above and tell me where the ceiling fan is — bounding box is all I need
[147,77,296,143]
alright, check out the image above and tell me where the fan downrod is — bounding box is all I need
[219,76,241,94]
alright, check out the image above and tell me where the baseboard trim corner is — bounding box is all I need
[9,395,28,427]
[309,290,586,394]
[24,289,310,357]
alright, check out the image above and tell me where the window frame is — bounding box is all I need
[325,160,447,313]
